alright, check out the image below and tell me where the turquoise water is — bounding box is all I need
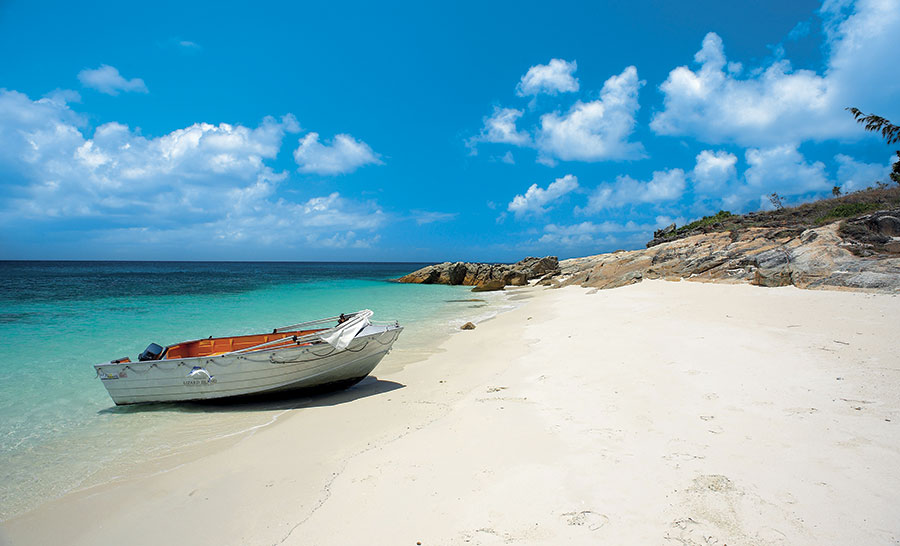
[0,261,511,519]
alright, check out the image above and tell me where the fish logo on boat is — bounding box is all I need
[186,367,215,385]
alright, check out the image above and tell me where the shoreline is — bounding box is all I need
[3,280,900,545]
[0,281,516,522]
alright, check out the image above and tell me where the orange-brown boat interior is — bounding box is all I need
[164,329,326,359]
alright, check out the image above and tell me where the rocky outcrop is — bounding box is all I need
[396,212,900,294]
[394,256,560,291]
[554,220,900,293]
[840,209,900,256]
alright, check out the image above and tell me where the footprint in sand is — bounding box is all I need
[562,510,609,531]
[663,452,706,462]
[458,527,508,544]
[670,517,699,530]
[785,407,819,415]
[692,474,735,492]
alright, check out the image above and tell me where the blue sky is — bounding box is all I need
[0,0,898,261]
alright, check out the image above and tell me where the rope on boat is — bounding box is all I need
[267,340,372,364]
[123,363,155,374]
[98,360,186,376]
[202,357,240,368]
[235,344,322,363]
[309,347,338,358]
[153,361,185,371]
[372,330,400,346]
[343,341,372,353]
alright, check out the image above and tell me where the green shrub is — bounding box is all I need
[673,210,733,235]
[816,202,882,224]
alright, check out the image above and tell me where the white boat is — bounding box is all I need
[94,310,402,405]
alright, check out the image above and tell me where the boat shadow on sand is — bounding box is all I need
[97,376,405,415]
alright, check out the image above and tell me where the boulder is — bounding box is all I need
[841,210,900,253]
[394,256,560,290]
[874,215,900,237]
[504,272,528,286]
[447,262,468,285]
[654,223,676,239]
[514,256,560,277]
[471,279,506,292]
[751,249,792,287]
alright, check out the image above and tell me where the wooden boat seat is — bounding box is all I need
[165,329,325,359]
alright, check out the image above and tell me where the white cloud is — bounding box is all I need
[835,153,894,192]
[651,33,829,144]
[743,145,830,194]
[179,40,201,49]
[93,196,383,251]
[43,88,81,105]
[516,59,579,96]
[468,107,530,149]
[293,132,382,175]
[0,89,384,251]
[508,174,578,218]
[712,144,831,210]
[692,147,885,212]
[692,150,738,191]
[536,66,645,162]
[77,65,148,95]
[581,168,686,212]
[499,151,515,164]
[411,210,458,225]
[651,0,900,146]
[539,222,609,246]
[538,220,658,247]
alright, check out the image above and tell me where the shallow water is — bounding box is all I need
[0,261,513,519]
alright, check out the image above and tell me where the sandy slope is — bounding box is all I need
[2,281,899,545]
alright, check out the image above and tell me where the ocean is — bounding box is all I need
[0,261,512,520]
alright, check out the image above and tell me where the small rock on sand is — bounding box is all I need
[461,322,476,330]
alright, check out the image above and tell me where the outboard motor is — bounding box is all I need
[139,343,165,361]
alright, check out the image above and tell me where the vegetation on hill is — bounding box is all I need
[648,108,900,250]
[647,108,900,256]
[648,186,900,248]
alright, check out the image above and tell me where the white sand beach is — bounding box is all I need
[2,280,899,545]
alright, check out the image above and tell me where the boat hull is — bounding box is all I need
[95,326,402,405]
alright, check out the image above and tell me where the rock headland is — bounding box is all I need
[393,256,560,291]
[395,204,900,293]
[556,217,900,292]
